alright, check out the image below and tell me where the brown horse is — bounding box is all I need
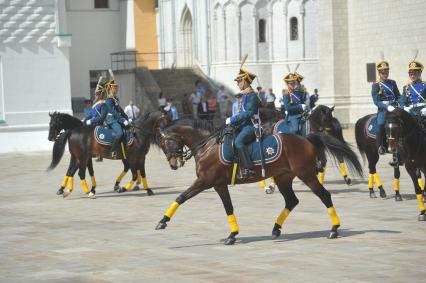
[154,122,363,245]
[47,111,169,198]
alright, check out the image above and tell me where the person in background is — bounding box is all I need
[83,99,93,120]
[124,100,140,120]
[164,98,179,121]
[232,93,243,117]
[309,89,319,109]
[265,88,276,109]
[198,95,209,120]
[158,92,167,111]
[256,86,266,107]
[189,81,204,119]
[217,85,230,119]
[207,94,217,121]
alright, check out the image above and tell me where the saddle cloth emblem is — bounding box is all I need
[94,126,134,147]
[266,147,275,156]
[364,114,378,140]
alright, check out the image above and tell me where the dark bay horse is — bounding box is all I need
[47,111,168,197]
[355,113,424,200]
[154,122,363,245]
[385,109,426,220]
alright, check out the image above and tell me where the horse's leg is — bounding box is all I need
[57,155,76,195]
[78,161,93,199]
[138,162,154,195]
[63,162,78,198]
[156,178,210,230]
[213,185,239,245]
[367,152,384,198]
[394,166,402,201]
[405,162,426,220]
[416,168,425,200]
[340,160,352,186]
[133,169,142,191]
[272,174,299,239]
[298,171,341,239]
[260,178,275,194]
[119,167,137,193]
[114,159,130,191]
[87,158,96,198]
[317,167,325,185]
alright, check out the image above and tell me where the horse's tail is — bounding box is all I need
[47,130,71,171]
[330,117,346,143]
[354,117,367,163]
[307,132,363,177]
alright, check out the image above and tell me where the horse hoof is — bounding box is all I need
[379,188,387,199]
[418,214,426,221]
[369,191,377,198]
[224,237,236,245]
[395,194,403,202]
[113,185,120,191]
[63,190,71,198]
[265,185,275,194]
[345,177,352,186]
[146,189,155,196]
[88,192,96,199]
[155,222,167,230]
[271,229,281,240]
[132,186,140,191]
[56,188,64,195]
[328,231,338,239]
[117,187,126,193]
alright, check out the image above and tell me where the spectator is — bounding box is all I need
[124,100,140,120]
[158,92,167,110]
[216,85,230,119]
[189,81,205,119]
[265,88,276,109]
[256,86,266,107]
[198,95,209,120]
[309,88,319,109]
[164,98,179,121]
[207,94,217,120]
[279,89,287,114]
[83,99,93,119]
[232,93,243,117]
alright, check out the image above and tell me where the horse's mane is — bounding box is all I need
[52,112,83,129]
[134,111,166,146]
[164,118,218,133]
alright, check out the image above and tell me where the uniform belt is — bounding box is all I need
[381,100,395,105]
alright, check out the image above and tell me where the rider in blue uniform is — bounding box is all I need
[371,61,400,155]
[399,60,426,119]
[84,87,106,127]
[225,68,260,178]
[282,72,309,134]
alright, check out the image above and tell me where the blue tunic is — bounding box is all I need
[371,79,400,125]
[399,81,426,116]
[283,86,308,134]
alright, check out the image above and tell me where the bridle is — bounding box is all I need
[158,131,192,163]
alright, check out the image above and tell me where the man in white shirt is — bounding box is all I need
[216,85,230,119]
[124,100,140,120]
[265,88,276,109]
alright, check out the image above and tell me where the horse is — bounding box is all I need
[154,121,363,245]
[47,111,168,198]
[355,112,424,200]
[261,105,352,194]
[385,108,426,220]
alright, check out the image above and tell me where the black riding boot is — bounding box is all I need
[376,126,386,155]
[110,138,120,158]
[238,147,255,179]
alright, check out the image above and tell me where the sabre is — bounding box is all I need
[253,111,266,178]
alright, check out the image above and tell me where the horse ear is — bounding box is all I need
[330,105,335,112]
[49,112,52,117]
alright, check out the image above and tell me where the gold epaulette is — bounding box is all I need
[92,100,105,108]
[243,87,253,94]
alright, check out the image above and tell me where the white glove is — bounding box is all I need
[301,104,307,111]
[164,105,171,111]
[421,108,426,116]
[85,120,91,125]
[123,120,129,126]
[128,118,133,123]
[387,105,396,112]
[404,106,412,112]
[225,117,231,125]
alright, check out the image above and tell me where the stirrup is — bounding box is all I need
[241,168,255,179]
[378,145,386,155]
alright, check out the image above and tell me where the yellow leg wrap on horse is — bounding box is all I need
[165,201,180,219]
[116,171,126,183]
[416,194,426,211]
[327,206,340,226]
[418,178,424,191]
[90,176,96,188]
[61,176,69,187]
[121,142,127,160]
[373,173,382,187]
[318,172,325,185]
[340,162,347,177]
[137,170,142,184]
[270,177,276,186]
[68,177,74,192]
[227,214,239,233]
[231,163,238,186]
[142,177,149,189]
[260,180,266,189]
[394,178,400,191]
[81,179,90,194]
[368,174,374,189]
[275,208,291,226]
[125,180,135,191]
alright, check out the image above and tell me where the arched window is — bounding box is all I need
[290,17,298,41]
[258,19,266,43]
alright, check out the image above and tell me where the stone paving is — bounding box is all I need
[1,129,426,282]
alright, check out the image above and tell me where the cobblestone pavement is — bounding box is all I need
[1,129,426,282]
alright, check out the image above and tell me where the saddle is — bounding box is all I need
[93,126,134,147]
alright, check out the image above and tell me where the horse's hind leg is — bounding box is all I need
[114,159,130,191]
[213,185,239,245]
[87,158,96,198]
[298,171,341,239]
[260,178,276,194]
[416,168,425,200]
[118,167,137,193]
[272,173,299,239]
[406,162,426,220]
[58,155,76,195]
[138,161,154,195]
[339,160,352,186]
[394,166,402,201]
[77,162,93,199]
[63,157,78,198]
[367,152,386,198]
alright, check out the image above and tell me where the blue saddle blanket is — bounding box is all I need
[94,126,134,147]
[273,119,311,137]
[219,134,282,166]
[364,115,378,140]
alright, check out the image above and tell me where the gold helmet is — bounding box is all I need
[376,61,390,71]
[234,68,256,84]
[283,73,299,83]
[408,61,424,72]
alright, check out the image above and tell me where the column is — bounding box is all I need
[252,10,258,61]
[125,0,135,50]
[299,4,305,59]
[222,9,227,62]
[268,10,273,61]
[237,9,242,61]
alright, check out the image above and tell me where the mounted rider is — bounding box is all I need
[399,60,426,120]
[225,68,260,179]
[84,77,106,127]
[371,61,400,155]
[282,72,309,134]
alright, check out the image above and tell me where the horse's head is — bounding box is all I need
[158,129,185,170]
[310,105,334,133]
[384,109,407,152]
[48,112,63,141]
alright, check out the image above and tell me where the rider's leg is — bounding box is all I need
[235,128,255,178]
[288,116,299,134]
[110,122,123,156]
[376,111,386,155]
